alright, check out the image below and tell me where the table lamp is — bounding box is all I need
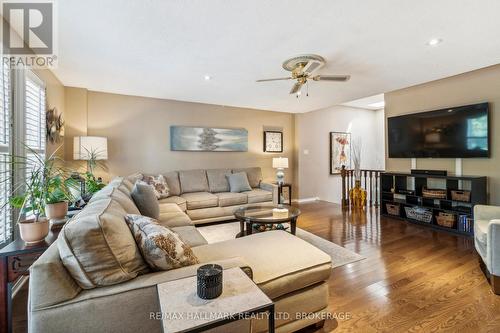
[73,136,108,173]
[272,157,288,185]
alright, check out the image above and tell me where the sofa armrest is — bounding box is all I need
[474,205,500,222]
[260,182,279,204]
[488,219,500,276]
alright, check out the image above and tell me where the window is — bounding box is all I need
[0,69,46,246]
[24,71,46,177]
[0,62,11,244]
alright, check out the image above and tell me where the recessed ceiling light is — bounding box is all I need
[427,38,443,46]
[204,75,211,81]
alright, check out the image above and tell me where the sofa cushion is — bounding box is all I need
[131,182,160,219]
[227,172,252,193]
[233,167,262,188]
[244,188,273,203]
[192,231,332,299]
[181,192,218,210]
[159,202,184,214]
[206,168,231,193]
[58,198,149,289]
[125,214,199,271]
[142,174,170,199]
[103,177,134,197]
[158,203,193,228]
[475,219,489,247]
[171,226,208,247]
[125,172,143,185]
[216,192,248,207]
[89,186,140,215]
[159,196,187,211]
[179,169,209,193]
[164,171,181,196]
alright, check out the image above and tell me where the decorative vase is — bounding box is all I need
[45,201,68,221]
[19,218,49,244]
[197,264,223,299]
[349,180,367,208]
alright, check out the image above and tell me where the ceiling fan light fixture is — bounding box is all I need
[204,75,212,81]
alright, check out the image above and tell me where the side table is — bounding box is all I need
[0,230,60,333]
[156,267,274,333]
[276,183,292,205]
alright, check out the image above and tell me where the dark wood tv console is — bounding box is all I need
[380,171,487,237]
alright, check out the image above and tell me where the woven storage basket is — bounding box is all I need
[436,212,456,228]
[422,187,447,199]
[404,207,433,223]
[451,190,471,202]
[386,203,400,216]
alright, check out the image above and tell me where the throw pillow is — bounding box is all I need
[226,172,252,193]
[125,214,199,271]
[131,182,160,219]
[143,174,170,199]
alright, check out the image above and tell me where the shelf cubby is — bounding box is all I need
[380,171,487,237]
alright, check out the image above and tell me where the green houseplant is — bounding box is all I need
[3,146,76,243]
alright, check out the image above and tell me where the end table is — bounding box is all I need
[0,230,60,333]
[276,183,292,205]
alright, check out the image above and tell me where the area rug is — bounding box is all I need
[197,222,365,269]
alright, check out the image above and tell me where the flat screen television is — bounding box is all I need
[388,102,489,158]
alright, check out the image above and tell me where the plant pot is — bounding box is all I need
[45,201,68,221]
[19,218,49,244]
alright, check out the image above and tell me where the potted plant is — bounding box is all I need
[45,174,76,221]
[5,147,76,244]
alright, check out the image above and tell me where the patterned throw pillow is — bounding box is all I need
[143,174,170,199]
[125,214,199,271]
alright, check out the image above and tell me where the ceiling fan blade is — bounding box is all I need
[256,77,293,82]
[289,82,303,94]
[312,75,351,82]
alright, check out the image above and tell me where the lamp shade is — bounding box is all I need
[272,157,288,169]
[73,136,108,160]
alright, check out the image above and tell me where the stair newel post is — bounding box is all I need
[341,165,347,208]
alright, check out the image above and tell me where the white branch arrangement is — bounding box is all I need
[352,137,362,181]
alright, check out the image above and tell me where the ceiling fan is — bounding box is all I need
[256,54,350,96]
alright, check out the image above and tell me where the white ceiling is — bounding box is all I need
[53,0,500,113]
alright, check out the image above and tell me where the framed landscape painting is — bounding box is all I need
[330,132,351,174]
[170,126,248,151]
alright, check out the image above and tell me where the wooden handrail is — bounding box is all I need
[341,166,384,208]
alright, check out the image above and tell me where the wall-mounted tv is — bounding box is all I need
[388,102,489,158]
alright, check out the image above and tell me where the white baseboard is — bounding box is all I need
[292,197,320,203]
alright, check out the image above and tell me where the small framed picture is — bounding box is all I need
[263,131,283,152]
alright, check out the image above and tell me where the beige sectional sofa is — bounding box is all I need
[29,175,332,333]
[146,167,278,224]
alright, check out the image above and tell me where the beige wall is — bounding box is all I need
[63,88,295,191]
[33,69,65,157]
[385,64,500,204]
[296,105,385,203]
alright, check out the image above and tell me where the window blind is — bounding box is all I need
[0,61,11,244]
[24,72,46,179]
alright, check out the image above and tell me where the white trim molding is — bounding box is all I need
[292,197,320,203]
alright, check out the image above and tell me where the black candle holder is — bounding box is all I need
[197,264,223,299]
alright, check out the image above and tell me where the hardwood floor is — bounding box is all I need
[12,201,500,332]
[295,201,500,333]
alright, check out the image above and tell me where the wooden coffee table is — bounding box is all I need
[234,204,301,237]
